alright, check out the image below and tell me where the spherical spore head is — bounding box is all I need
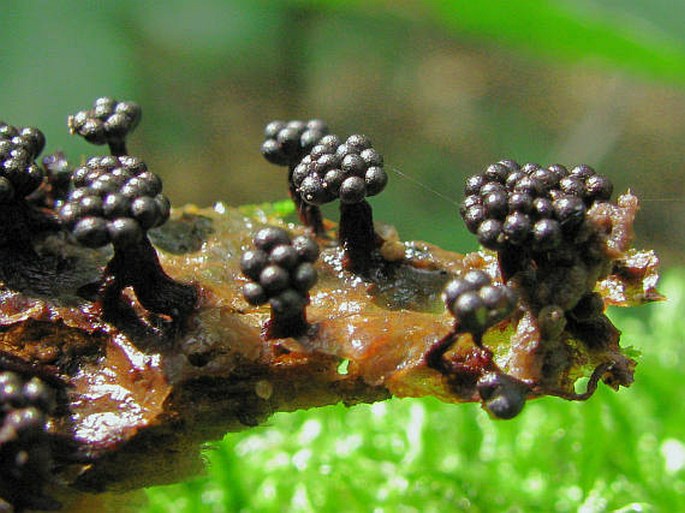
[0,370,59,509]
[261,118,330,168]
[295,132,387,206]
[0,121,47,198]
[68,97,141,145]
[477,373,527,419]
[60,155,169,249]
[240,227,320,320]
[460,160,615,261]
[443,271,517,335]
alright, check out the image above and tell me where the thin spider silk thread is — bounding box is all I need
[388,166,460,207]
[389,166,682,205]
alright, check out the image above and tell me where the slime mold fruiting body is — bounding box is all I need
[0,100,662,512]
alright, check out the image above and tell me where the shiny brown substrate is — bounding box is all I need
[0,195,660,511]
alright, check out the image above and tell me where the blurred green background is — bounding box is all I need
[2,1,684,511]
[2,0,685,263]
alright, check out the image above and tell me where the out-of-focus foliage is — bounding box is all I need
[428,0,685,83]
[304,0,685,83]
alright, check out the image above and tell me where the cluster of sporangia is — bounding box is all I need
[60,155,169,247]
[434,269,524,419]
[0,98,195,319]
[0,371,59,512]
[0,122,45,203]
[241,227,319,338]
[0,99,622,507]
[261,121,388,210]
[259,121,622,419]
[458,160,615,312]
[254,119,392,337]
[0,122,50,271]
[67,97,141,157]
[261,120,388,272]
[442,269,517,341]
[0,100,199,509]
[461,161,612,256]
[430,160,617,418]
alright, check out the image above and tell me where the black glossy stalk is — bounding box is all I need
[338,200,379,275]
[100,237,197,320]
[108,139,128,157]
[264,309,309,340]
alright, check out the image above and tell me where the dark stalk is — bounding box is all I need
[99,237,197,320]
[264,309,309,340]
[108,139,128,157]
[338,200,379,275]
